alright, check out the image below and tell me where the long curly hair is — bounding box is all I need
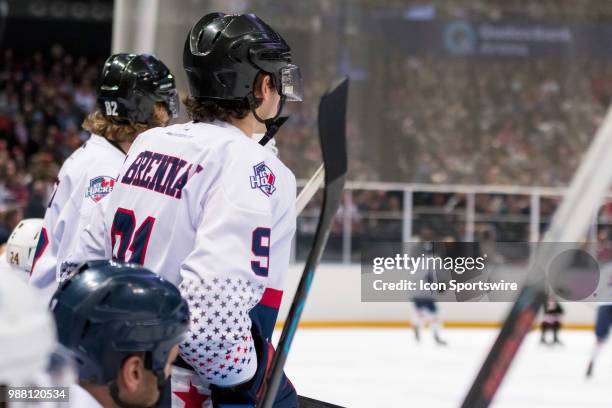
[81,102,169,143]
[184,73,272,123]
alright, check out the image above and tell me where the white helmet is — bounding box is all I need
[6,218,43,273]
[0,268,57,386]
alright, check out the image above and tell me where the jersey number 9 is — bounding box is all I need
[251,227,271,277]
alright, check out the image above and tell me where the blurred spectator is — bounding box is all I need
[0,45,103,225]
[8,2,612,264]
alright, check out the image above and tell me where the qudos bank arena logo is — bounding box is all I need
[86,176,116,203]
[250,161,276,196]
[444,21,477,55]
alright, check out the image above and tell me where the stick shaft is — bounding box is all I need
[296,164,324,214]
[258,76,349,408]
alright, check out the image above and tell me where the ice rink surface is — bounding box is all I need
[277,328,612,407]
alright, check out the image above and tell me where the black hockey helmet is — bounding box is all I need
[183,13,303,121]
[97,53,179,124]
[50,260,189,386]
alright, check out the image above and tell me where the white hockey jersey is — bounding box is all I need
[0,252,22,277]
[29,134,125,299]
[74,121,296,387]
[66,383,103,408]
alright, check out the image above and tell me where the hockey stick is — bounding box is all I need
[296,164,324,214]
[257,76,349,408]
[461,104,612,408]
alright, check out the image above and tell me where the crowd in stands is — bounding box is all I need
[0,46,102,240]
[292,49,610,254]
[383,55,609,186]
[274,1,612,259]
[2,29,612,256]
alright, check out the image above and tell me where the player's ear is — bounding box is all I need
[263,75,272,99]
[255,74,272,100]
[119,354,144,392]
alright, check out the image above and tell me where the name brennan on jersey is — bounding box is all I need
[121,150,203,199]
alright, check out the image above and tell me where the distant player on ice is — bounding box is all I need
[29,53,178,299]
[539,296,563,345]
[586,303,612,377]
[73,12,303,407]
[586,262,612,377]
[411,239,447,346]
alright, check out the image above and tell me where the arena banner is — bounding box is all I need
[382,19,612,59]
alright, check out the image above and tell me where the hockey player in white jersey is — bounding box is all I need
[29,53,178,298]
[75,12,302,407]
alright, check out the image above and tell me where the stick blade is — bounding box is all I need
[318,76,349,184]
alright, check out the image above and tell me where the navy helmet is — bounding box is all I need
[183,12,303,117]
[51,260,189,385]
[97,53,179,124]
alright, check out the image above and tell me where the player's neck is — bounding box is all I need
[229,114,256,138]
[119,141,131,154]
[80,382,119,408]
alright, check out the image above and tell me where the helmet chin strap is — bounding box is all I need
[259,115,290,147]
[247,92,287,146]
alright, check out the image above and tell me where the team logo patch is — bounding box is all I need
[250,162,276,196]
[86,176,116,203]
